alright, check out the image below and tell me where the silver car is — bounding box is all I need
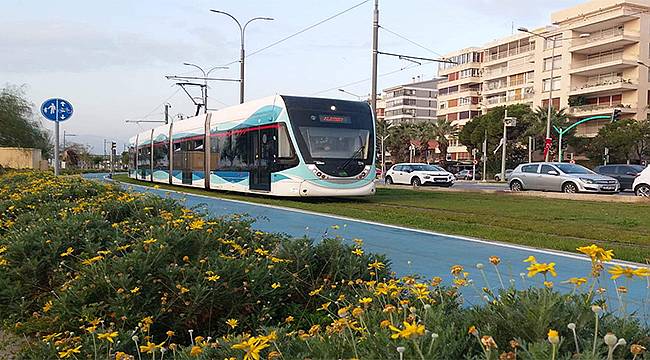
[508,162,620,193]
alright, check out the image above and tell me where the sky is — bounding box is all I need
[1,0,584,154]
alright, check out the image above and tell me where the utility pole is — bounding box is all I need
[501,110,517,182]
[528,136,533,163]
[370,0,379,117]
[164,103,171,124]
[482,129,487,182]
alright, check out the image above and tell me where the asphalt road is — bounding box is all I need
[86,174,649,321]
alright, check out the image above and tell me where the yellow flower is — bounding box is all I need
[81,255,104,266]
[60,247,74,257]
[308,286,323,296]
[631,344,646,355]
[130,287,141,294]
[267,350,281,359]
[58,346,82,358]
[380,319,392,328]
[359,297,373,305]
[166,330,175,337]
[608,265,650,280]
[352,248,364,256]
[43,300,53,313]
[544,281,554,288]
[489,256,501,265]
[143,238,157,245]
[140,341,161,353]
[389,320,425,339]
[189,345,203,356]
[368,260,385,270]
[0,258,8,266]
[523,255,537,263]
[352,307,364,317]
[284,316,294,323]
[547,329,560,345]
[526,262,557,278]
[206,274,221,282]
[42,332,63,342]
[0,246,6,255]
[353,238,363,246]
[319,302,331,311]
[450,264,464,275]
[271,282,281,289]
[226,318,238,329]
[577,245,614,262]
[468,325,478,336]
[116,244,131,251]
[97,331,119,343]
[232,336,271,360]
[481,335,498,349]
[115,352,131,360]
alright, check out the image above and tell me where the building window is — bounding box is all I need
[542,77,561,92]
[544,34,563,50]
[543,55,561,71]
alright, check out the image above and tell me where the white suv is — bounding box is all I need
[633,165,650,197]
[385,163,455,187]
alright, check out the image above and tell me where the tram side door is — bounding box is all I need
[249,127,276,191]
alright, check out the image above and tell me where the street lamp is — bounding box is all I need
[517,27,590,161]
[182,63,228,113]
[210,10,274,104]
[63,130,77,150]
[338,88,365,101]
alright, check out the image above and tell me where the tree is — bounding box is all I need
[430,119,458,167]
[0,86,52,158]
[522,106,570,158]
[585,119,650,164]
[413,122,433,163]
[385,123,413,163]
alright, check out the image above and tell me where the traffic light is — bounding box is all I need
[111,142,116,152]
[611,108,621,122]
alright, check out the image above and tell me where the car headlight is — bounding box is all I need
[579,177,594,184]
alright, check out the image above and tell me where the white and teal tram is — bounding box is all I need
[128,95,376,197]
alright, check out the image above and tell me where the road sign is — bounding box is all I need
[569,159,576,164]
[41,98,74,122]
[473,159,478,165]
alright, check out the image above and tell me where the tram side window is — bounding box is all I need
[212,132,250,171]
[128,146,136,176]
[174,137,205,173]
[276,124,298,170]
[152,141,169,171]
[137,146,151,177]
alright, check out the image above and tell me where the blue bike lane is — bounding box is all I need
[89,175,649,321]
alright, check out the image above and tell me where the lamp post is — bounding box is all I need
[338,88,365,101]
[210,10,274,104]
[517,27,590,161]
[63,130,77,150]
[182,63,228,113]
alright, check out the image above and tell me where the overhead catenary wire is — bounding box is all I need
[379,25,446,58]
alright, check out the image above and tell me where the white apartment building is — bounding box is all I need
[382,78,442,124]
[438,0,650,160]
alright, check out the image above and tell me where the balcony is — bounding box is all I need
[570,28,639,55]
[569,52,637,76]
[567,103,635,117]
[569,77,636,96]
[482,60,534,80]
[484,44,535,65]
[485,92,534,106]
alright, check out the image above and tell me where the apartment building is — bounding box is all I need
[437,48,484,160]
[438,0,650,160]
[382,78,442,124]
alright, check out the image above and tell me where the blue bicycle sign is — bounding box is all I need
[41,98,74,122]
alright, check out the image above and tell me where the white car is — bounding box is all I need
[385,163,455,187]
[633,165,650,197]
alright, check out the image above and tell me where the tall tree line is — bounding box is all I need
[0,86,52,158]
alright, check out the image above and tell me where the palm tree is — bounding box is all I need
[524,106,569,160]
[413,122,433,163]
[430,119,458,167]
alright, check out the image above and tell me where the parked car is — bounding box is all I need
[385,163,455,187]
[508,162,619,194]
[494,169,514,182]
[455,169,481,180]
[594,164,646,191]
[632,165,650,197]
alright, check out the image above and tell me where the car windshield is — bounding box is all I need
[628,165,645,172]
[555,163,593,175]
[411,164,444,172]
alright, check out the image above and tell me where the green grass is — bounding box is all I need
[113,174,650,263]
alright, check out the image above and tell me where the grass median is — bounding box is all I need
[113,174,650,263]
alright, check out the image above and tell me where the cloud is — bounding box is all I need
[0,21,203,73]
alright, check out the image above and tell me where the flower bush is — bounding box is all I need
[0,171,649,359]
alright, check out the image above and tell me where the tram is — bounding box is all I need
[128,95,376,197]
